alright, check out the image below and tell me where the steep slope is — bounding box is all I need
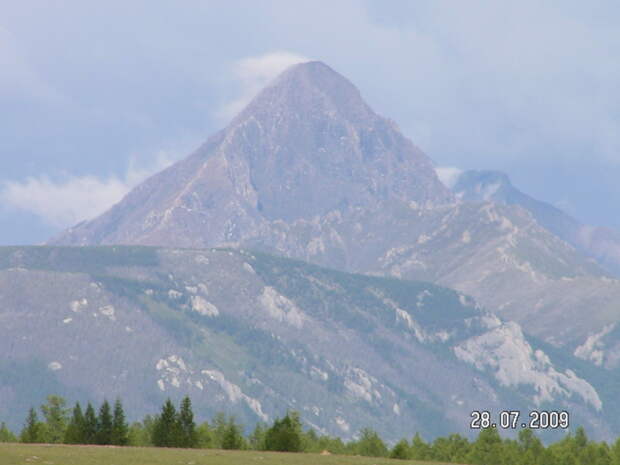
[52,61,451,247]
[0,246,610,440]
[453,170,620,276]
[49,61,620,363]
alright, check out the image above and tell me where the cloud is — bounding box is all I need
[0,153,175,228]
[435,166,463,189]
[217,51,310,121]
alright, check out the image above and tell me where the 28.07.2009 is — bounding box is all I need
[470,410,570,430]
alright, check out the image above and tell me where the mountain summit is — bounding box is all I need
[51,62,620,360]
[52,61,451,246]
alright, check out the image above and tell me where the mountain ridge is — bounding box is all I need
[453,169,620,276]
[0,245,611,440]
[48,61,620,369]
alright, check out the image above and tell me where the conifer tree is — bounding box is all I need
[352,427,388,457]
[431,433,470,462]
[611,437,620,465]
[142,414,156,446]
[64,402,85,444]
[83,403,98,444]
[575,426,588,449]
[97,400,113,445]
[178,396,197,448]
[249,423,267,450]
[212,412,228,448]
[597,442,613,465]
[466,427,503,465]
[0,422,16,442]
[410,432,431,460]
[152,398,179,447]
[549,432,578,465]
[111,398,129,446]
[301,427,318,452]
[40,395,69,443]
[390,439,411,459]
[20,408,42,443]
[518,428,545,465]
[196,421,214,449]
[264,411,303,452]
[127,415,155,447]
[221,417,244,450]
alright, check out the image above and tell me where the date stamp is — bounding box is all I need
[470,410,569,430]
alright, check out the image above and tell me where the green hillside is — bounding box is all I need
[0,246,610,440]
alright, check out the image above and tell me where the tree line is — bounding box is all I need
[2,395,620,464]
[18,395,129,446]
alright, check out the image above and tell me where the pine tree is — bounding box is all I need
[127,415,155,447]
[466,427,503,465]
[221,417,244,450]
[20,408,42,443]
[249,423,267,450]
[40,395,69,443]
[390,439,411,459]
[64,402,85,444]
[518,428,544,465]
[212,412,228,448]
[301,427,318,452]
[597,442,613,465]
[97,400,113,445]
[433,433,470,462]
[196,421,214,449]
[611,437,620,465]
[410,432,431,460]
[178,396,197,448]
[352,427,388,457]
[264,411,303,452]
[549,433,578,465]
[111,398,129,446]
[0,422,16,442]
[575,426,588,449]
[83,403,98,444]
[152,399,179,447]
[142,415,156,446]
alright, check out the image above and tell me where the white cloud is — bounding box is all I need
[435,166,463,189]
[1,153,175,228]
[217,51,310,121]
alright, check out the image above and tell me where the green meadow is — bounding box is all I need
[0,443,455,465]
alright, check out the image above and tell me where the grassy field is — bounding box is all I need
[0,443,457,465]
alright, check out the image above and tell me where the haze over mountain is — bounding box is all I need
[453,169,620,276]
[51,61,620,363]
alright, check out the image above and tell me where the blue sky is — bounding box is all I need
[1,1,619,244]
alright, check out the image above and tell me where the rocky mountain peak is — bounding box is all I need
[217,60,452,221]
[52,62,452,246]
[232,61,374,127]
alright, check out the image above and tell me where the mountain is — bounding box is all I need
[52,61,451,247]
[50,61,620,363]
[0,246,611,440]
[453,170,620,276]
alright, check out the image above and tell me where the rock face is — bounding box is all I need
[50,62,620,365]
[0,246,612,440]
[52,61,451,247]
[453,169,620,277]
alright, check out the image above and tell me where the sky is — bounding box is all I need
[0,0,619,245]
